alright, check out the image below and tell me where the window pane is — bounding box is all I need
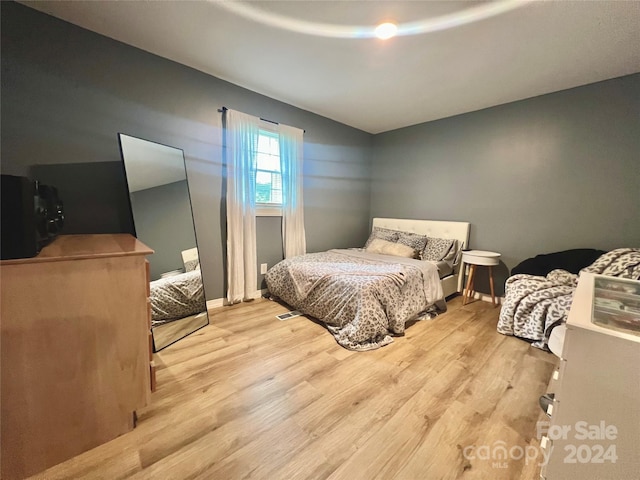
[256,189,271,203]
[271,173,282,204]
[272,173,282,190]
[256,131,282,206]
[258,131,278,151]
[255,171,283,205]
[257,152,280,172]
[256,171,272,203]
[256,170,272,185]
[257,134,271,154]
[268,136,280,156]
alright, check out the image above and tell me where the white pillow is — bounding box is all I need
[366,238,418,258]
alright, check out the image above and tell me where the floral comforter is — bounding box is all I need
[265,249,445,351]
[498,248,640,349]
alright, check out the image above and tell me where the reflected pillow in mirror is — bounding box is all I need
[184,259,199,272]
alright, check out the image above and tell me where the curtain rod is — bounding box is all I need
[218,106,305,132]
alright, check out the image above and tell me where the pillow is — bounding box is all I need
[366,238,418,258]
[396,231,428,253]
[184,259,199,272]
[421,237,455,261]
[181,247,199,272]
[440,239,462,266]
[363,227,401,248]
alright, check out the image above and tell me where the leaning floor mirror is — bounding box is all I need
[119,133,209,351]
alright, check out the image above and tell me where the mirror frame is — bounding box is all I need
[118,133,209,351]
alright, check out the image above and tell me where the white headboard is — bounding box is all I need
[372,218,470,249]
[181,247,199,264]
[371,218,470,296]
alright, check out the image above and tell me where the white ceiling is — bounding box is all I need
[21,1,640,134]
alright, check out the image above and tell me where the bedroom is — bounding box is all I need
[1,1,639,479]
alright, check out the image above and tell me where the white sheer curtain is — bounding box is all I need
[225,109,260,303]
[278,124,306,258]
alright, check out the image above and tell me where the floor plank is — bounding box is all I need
[28,296,556,480]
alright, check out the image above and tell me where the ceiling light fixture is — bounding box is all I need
[375,22,397,40]
[212,0,534,39]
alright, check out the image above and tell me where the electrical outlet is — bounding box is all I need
[260,263,268,274]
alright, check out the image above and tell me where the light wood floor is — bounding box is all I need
[30,296,557,480]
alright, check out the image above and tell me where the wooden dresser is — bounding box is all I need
[1,234,155,480]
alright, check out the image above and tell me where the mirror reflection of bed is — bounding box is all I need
[118,133,209,351]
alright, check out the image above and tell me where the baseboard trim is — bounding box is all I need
[206,298,226,309]
[207,289,269,310]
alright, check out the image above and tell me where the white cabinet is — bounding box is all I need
[540,273,640,480]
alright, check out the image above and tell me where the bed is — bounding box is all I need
[265,218,470,350]
[150,247,206,327]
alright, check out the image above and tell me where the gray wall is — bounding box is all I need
[1,1,372,300]
[130,181,197,281]
[3,2,638,301]
[371,74,640,294]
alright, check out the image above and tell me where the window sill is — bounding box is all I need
[256,206,282,217]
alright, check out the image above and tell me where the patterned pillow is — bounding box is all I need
[184,259,200,272]
[421,237,455,261]
[396,231,428,254]
[364,227,401,248]
[440,239,462,265]
[366,238,418,258]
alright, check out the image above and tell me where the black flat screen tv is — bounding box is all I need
[1,174,64,260]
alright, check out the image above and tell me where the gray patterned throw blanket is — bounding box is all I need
[498,248,640,349]
[265,249,445,351]
[150,270,205,326]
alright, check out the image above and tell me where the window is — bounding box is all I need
[255,129,282,214]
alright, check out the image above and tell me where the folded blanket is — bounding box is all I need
[582,247,640,279]
[498,248,640,350]
[497,270,577,347]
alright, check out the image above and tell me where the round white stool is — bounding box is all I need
[461,250,501,307]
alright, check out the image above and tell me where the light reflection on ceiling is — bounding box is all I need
[212,0,534,39]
